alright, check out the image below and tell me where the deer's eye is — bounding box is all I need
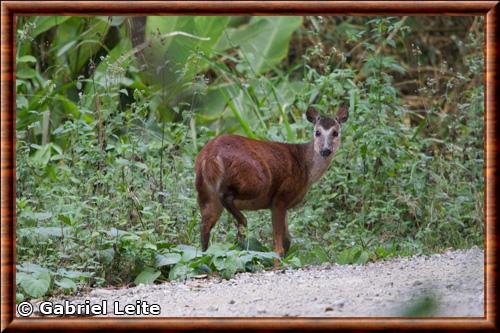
[332,131,338,137]
[315,130,321,137]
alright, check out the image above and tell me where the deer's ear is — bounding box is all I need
[336,105,349,123]
[306,107,319,123]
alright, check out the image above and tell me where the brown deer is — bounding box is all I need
[195,105,348,258]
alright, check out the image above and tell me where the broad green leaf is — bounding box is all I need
[375,246,387,258]
[52,17,110,75]
[285,256,302,268]
[55,278,77,292]
[20,272,50,298]
[31,144,52,167]
[247,251,279,260]
[355,251,370,264]
[348,246,363,264]
[56,268,91,280]
[134,162,149,171]
[134,267,161,285]
[157,241,175,250]
[103,228,128,238]
[115,158,130,166]
[310,244,330,263]
[16,95,28,110]
[145,16,229,70]
[336,249,352,265]
[96,16,126,26]
[240,237,267,252]
[18,227,72,241]
[143,242,157,251]
[50,143,63,155]
[193,263,212,275]
[141,16,230,94]
[56,40,78,57]
[168,263,190,281]
[58,214,74,226]
[205,243,231,257]
[16,272,30,285]
[194,83,239,125]
[16,293,25,304]
[83,37,133,109]
[221,90,256,139]
[17,55,37,64]
[212,256,226,271]
[155,253,182,267]
[98,248,115,264]
[216,17,303,73]
[31,16,71,37]
[220,256,240,279]
[175,244,200,262]
[16,68,37,79]
[17,263,49,274]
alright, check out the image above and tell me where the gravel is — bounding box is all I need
[44,247,484,317]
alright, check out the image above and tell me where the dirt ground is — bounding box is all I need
[42,247,484,317]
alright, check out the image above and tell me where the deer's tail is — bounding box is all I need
[196,154,225,196]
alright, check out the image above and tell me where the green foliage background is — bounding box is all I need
[15,16,484,300]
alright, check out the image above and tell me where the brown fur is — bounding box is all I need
[195,107,348,258]
[318,117,338,129]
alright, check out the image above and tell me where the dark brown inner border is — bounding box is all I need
[1,1,498,331]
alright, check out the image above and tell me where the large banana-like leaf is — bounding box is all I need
[194,17,303,134]
[141,16,230,87]
[118,17,230,121]
[195,78,305,140]
[215,16,303,74]
[53,17,111,76]
[31,16,72,38]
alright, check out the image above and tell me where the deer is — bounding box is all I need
[195,105,349,259]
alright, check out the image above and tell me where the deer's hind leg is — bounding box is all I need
[197,177,224,252]
[199,199,223,251]
[221,193,248,246]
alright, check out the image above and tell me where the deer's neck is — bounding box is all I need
[301,141,334,185]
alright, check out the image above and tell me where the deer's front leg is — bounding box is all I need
[271,205,288,261]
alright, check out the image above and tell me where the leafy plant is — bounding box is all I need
[15,16,484,300]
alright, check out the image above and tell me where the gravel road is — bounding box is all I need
[44,247,484,317]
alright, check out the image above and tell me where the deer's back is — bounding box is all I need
[195,134,309,209]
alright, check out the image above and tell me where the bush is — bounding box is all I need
[15,16,483,300]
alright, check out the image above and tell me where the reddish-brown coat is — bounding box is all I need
[195,106,349,258]
[195,134,310,211]
[195,134,316,257]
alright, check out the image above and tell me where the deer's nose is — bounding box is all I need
[320,149,332,157]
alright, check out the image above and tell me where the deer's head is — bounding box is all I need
[306,105,349,159]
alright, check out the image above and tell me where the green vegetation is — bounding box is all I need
[15,16,484,300]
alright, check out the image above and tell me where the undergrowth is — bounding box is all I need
[15,16,484,301]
